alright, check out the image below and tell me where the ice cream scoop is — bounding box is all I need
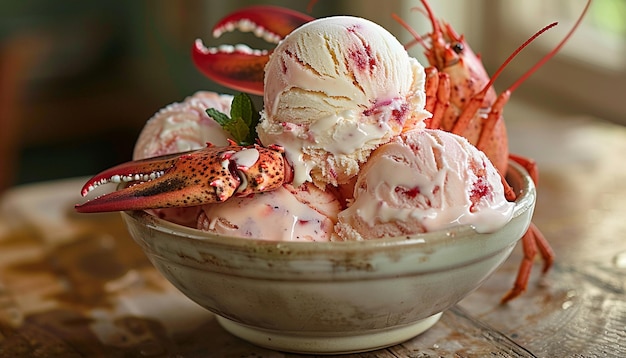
[257,16,429,188]
[196,182,341,242]
[133,91,233,160]
[336,129,515,240]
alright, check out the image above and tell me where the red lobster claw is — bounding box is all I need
[193,5,314,95]
[75,144,291,213]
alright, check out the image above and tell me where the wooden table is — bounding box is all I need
[1,102,625,357]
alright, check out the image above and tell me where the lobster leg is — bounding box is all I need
[450,91,487,135]
[424,67,450,130]
[501,224,538,303]
[424,67,439,116]
[501,222,554,303]
[532,222,555,274]
[476,91,510,153]
[502,148,553,303]
[509,153,539,186]
[500,175,517,202]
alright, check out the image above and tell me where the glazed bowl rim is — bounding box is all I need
[122,160,534,253]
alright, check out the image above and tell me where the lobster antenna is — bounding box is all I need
[507,0,591,93]
[394,0,441,51]
[392,13,429,49]
[478,22,558,98]
[306,0,318,14]
[420,0,440,37]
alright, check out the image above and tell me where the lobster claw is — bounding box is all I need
[192,5,314,95]
[75,144,291,213]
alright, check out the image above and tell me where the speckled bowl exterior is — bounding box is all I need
[121,161,535,354]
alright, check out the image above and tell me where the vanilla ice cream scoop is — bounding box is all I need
[258,16,429,187]
[336,129,515,240]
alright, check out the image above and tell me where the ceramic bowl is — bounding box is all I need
[121,161,535,354]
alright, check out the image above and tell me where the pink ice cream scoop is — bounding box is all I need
[336,129,515,240]
[196,182,341,242]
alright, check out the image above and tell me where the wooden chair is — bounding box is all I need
[0,32,49,192]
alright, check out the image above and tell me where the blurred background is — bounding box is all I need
[1,0,624,192]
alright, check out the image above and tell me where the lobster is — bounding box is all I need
[76,0,590,303]
[392,0,590,302]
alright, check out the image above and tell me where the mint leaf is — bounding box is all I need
[205,107,231,126]
[206,93,260,146]
[230,93,260,145]
[210,107,251,144]
[231,93,254,126]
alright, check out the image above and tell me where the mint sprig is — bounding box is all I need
[206,93,260,146]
